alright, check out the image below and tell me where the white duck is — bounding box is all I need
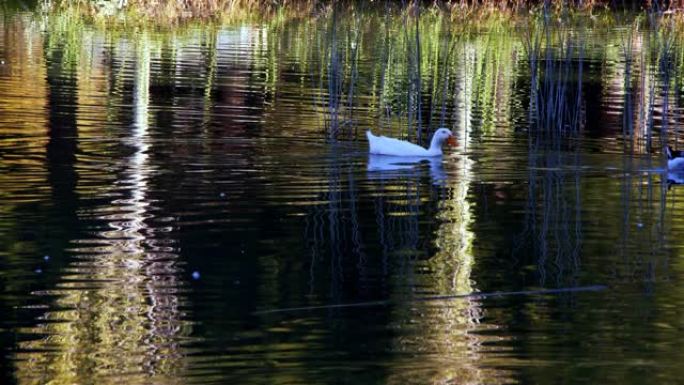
[366,128,457,157]
[666,146,684,169]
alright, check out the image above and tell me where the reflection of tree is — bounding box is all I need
[0,14,51,255]
[0,14,50,204]
[45,17,79,231]
[0,13,51,385]
[15,32,190,385]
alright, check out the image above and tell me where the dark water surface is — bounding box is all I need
[2,9,684,385]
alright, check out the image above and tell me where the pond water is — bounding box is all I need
[2,8,684,385]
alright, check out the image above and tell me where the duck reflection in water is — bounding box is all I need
[667,169,684,189]
[367,154,446,185]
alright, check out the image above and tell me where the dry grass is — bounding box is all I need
[43,0,684,28]
[47,0,319,26]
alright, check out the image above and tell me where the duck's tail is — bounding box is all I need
[366,130,377,153]
[667,145,674,160]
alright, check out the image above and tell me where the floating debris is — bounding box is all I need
[254,285,608,315]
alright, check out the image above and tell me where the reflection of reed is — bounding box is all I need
[616,152,669,287]
[299,131,507,384]
[283,6,523,141]
[525,18,584,135]
[384,84,509,385]
[513,137,583,287]
[510,16,589,287]
[616,13,683,155]
[303,152,433,296]
[302,147,409,299]
[15,33,190,385]
[613,13,673,285]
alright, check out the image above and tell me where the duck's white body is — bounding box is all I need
[366,128,455,157]
[666,146,684,170]
[669,158,684,169]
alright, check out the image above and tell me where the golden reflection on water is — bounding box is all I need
[14,32,191,385]
[386,60,511,384]
[385,157,510,384]
[6,9,684,385]
[0,14,49,205]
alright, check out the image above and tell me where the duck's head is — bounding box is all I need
[433,128,457,147]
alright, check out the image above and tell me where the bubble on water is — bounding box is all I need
[192,271,201,280]
[43,255,50,261]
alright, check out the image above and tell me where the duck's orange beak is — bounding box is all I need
[446,136,458,147]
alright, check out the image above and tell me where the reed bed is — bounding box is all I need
[43,0,320,25]
[37,0,684,146]
[43,0,684,27]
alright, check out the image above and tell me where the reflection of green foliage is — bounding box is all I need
[32,1,678,139]
[43,8,87,68]
[250,6,523,138]
[33,0,684,142]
